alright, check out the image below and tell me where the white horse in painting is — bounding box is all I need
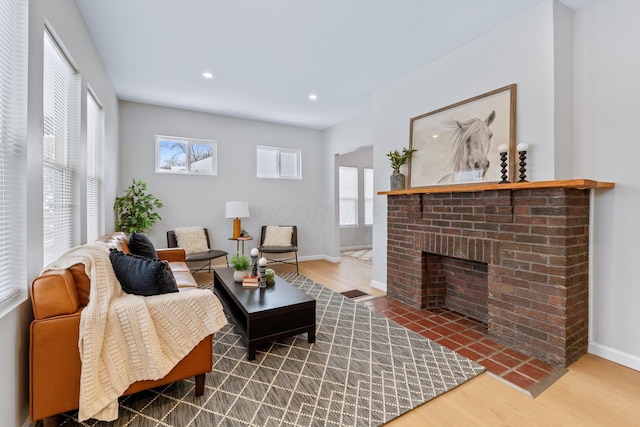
[438,110,496,184]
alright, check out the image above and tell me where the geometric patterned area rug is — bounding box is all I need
[341,248,373,264]
[56,273,484,427]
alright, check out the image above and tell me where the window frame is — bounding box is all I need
[364,167,374,226]
[86,88,104,243]
[256,145,302,180]
[155,135,218,175]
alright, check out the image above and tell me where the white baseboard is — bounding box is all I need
[589,342,640,371]
[297,254,342,263]
[371,279,386,292]
[340,245,372,251]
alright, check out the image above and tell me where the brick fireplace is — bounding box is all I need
[382,180,613,367]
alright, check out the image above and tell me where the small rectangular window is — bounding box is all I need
[156,135,217,175]
[339,166,358,226]
[364,168,374,225]
[256,146,302,179]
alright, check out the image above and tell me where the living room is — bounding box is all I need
[2,0,639,425]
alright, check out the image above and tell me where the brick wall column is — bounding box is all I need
[488,188,590,366]
[387,194,424,307]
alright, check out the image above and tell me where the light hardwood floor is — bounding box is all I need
[269,258,640,426]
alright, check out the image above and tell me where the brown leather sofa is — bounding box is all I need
[29,232,215,427]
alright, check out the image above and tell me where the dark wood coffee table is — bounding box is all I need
[213,267,316,360]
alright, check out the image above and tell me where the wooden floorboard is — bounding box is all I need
[269,257,385,299]
[386,354,640,426]
[210,257,640,426]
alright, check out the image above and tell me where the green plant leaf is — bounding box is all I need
[387,147,417,170]
[230,254,251,270]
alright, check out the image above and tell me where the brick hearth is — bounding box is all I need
[385,185,594,367]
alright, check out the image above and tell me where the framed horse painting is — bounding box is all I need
[408,84,516,188]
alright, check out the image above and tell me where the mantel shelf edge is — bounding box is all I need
[378,179,615,196]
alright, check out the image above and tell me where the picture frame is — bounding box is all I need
[408,84,516,188]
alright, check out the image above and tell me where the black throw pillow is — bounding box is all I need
[128,233,158,259]
[109,249,178,296]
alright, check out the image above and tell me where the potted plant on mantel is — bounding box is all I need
[114,178,164,234]
[230,254,251,282]
[387,147,417,190]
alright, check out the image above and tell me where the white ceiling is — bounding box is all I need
[74,0,595,130]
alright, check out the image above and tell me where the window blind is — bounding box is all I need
[0,0,28,313]
[42,29,80,266]
[86,90,104,243]
[256,146,302,179]
[339,166,358,226]
[256,146,279,178]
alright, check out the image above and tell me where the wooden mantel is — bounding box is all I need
[378,179,614,196]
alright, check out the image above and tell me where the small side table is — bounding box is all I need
[229,236,253,255]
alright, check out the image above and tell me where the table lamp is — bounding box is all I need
[225,201,249,239]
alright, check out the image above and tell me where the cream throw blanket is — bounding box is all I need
[43,242,227,422]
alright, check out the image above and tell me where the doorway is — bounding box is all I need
[335,146,373,254]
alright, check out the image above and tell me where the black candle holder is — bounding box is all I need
[518,149,528,182]
[258,264,267,288]
[499,151,509,184]
[250,255,258,277]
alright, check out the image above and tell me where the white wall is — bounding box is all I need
[553,1,575,178]
[370,1,558,291]
[3,1,120,425]
[118,101,326,259]
[574,0,640,370]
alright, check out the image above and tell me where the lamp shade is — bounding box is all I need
[225,201,250,219]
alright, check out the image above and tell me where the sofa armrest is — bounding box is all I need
[156,248,186,263]
[30,313,82,421]
[31,270,80,320]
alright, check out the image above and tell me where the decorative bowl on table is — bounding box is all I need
[265,268,276,286]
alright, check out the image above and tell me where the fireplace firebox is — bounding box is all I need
[424,254,489,323]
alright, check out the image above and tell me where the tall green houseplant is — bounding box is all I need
[114,179,163,234]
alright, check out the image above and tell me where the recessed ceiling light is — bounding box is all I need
[202,72,214,79]
[308,94,318,101]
